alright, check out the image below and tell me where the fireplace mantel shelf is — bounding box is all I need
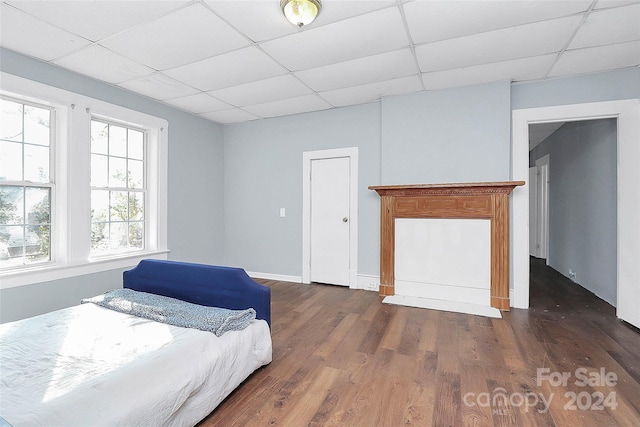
[369,181,524,310]
[369,181,523,195]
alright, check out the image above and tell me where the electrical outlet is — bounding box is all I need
[359,276,379,292]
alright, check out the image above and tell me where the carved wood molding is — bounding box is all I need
[369,181,525,311]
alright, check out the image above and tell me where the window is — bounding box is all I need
[90,120,146,257]
[0,97,53,268]
[0,73,168,289]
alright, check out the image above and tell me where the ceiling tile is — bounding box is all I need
[404,0,591,44]
[321,75,423,107]
[594,0,640,9]
[100,3,250,70]
[200,108,260,124]
[53,45,154,84]
[314,0,397,23]
[415,15,582,73]
[569,4,640,49]
[204,0,298,42]
[243,94,332,118]
[2,0,638,126]
[163,46,288,91]
[164,93,232,114]
[117,73,199,100]
[0,4,91,61]
[294,48,417,91]
[260,6,409,71]
[422,54,558,91]
[4,0,188,42]
[208,74,313,107]
[548,41,640,77]
[206,0,395,42]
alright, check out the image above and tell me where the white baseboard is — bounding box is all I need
[246,271,302,283]
[383,295,502,318]
[395,279,490,305]
[248,271,380,291]
[248,269,381,291]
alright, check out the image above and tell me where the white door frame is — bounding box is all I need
[302,147,358,288]
[512,99,640,327]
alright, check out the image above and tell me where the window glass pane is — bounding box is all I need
[128,129,144,160]
[109,157,127,187]
[0,186,23,225]
[91,121,108,155]
[129,222,143,249]
[0,99,23,142]
[91,222,108,255]
[91,154,108,187]
[110,191,128,222]
[109,222,127,252]
[109,125,127,158]
[25,187,50,263]
[0,225,24,259]
[0,141,23,181]
[23,105,50,146]
[25,187,50,224]
[28,224,50,262]
[91,190,109,222]
[129,193,143,221]
[128,159,143,189]
[24,144,49,182]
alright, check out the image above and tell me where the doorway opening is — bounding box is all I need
[512,99,640,329]
[528,119,617,306]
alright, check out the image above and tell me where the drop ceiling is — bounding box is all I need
[1,0,638,124]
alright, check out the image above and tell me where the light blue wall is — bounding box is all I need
[0,48,225,322]
[512,68,640,109]
[0,268,127,322]
[223,103,382,276]
[221,70,636,283]
[381,81,512,184]
[531,120,617,304]
[223,81,513,277]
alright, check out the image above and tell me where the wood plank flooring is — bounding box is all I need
[199,258,640,426]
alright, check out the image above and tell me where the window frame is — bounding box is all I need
[89,116,148,258]
[0,73,168,289]
[0,95,55,267]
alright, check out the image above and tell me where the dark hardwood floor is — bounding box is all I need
[199,258,640,426]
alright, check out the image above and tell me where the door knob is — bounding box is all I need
[343,217,349,222]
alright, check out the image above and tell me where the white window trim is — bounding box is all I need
[0,73,168,289]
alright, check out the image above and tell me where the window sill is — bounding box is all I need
[0,250,170,290]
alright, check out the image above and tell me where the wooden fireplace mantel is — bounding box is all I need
[369,181,524,310]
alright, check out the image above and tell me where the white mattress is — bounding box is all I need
[0,303,272,426]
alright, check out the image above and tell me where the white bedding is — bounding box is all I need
[0,303,272,427]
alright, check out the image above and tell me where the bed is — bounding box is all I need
[0,259,272,427]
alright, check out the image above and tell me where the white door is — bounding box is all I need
[529,167,538,257]
[310,157,350,286]
[529,162,549,259]
[537,162,549,260]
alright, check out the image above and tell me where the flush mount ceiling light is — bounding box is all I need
[281,0,322,28]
